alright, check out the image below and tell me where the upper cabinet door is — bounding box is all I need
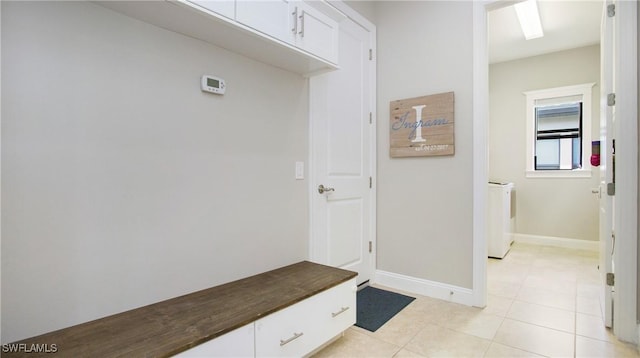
[190,0,235,19]
[236,0,295,45]
[293,2,338,64]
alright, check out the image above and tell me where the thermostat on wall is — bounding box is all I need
[201,75,226,95]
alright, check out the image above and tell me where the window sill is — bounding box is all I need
[526,169,592,178]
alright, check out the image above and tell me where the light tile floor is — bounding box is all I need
[314,242,640,357]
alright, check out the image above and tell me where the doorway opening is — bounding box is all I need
[485,0,610,340]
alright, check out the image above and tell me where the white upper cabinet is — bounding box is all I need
[236,0,295,45]
[236,0,338,64]
[96,0,340,74]
[190,0,235,19]
[292,1,338,64]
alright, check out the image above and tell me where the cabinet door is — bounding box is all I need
[236,0,295,44]
[294,2,338,64]
[189,0,235,19]
[173,323,254,357]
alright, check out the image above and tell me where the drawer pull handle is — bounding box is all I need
[331,306,350,317]
[280,332,304,346]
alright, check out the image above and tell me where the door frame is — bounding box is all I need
[471,0,491,309]
[307,1,377,282]
[610,0,638,344]
[473,0,638,343]
[600,0,615,328]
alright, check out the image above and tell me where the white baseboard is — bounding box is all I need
[374,270,475,307]
[513,233,599,252]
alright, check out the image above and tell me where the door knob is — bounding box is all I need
[318,184,335,194]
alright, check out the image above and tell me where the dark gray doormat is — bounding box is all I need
[355,286,416,332]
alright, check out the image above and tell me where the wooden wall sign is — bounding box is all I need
[389,92,455,157]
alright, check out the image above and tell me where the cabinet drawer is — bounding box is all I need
[174,323,254,357]
[321,279,357,335]
[255,278,356,357]
[255,294,323,357]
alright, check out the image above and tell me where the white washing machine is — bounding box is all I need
[488,182,514,259]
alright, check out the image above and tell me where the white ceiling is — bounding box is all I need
[488,0,603,64]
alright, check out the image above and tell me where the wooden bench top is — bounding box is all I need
[3,261,357,357]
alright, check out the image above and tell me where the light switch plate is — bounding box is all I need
[295,162,304,180]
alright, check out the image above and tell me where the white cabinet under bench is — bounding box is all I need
[253,279,355,357]
[3,262,357,357]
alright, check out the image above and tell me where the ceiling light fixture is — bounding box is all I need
[514,0,544,40]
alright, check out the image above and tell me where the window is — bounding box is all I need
[524,83,595,178]
[535,102,582,170]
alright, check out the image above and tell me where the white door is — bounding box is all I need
[309,17,374,285]
[598,0,615,328]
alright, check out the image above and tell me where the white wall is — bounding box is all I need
[489,45,600,242]
[375,1,474,289]
[1,1,309,342]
